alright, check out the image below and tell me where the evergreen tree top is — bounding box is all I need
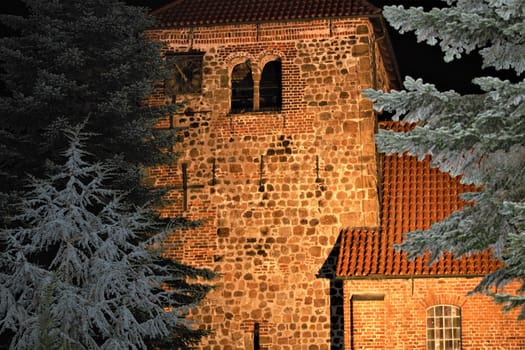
[0,125,214,349]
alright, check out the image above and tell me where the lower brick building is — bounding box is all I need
[335,122,525,349]
[339,278,524,349]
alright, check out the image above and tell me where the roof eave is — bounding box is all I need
[149,12,382,30]
[335,273,487,280]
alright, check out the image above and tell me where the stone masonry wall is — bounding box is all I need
[343,278,525,349]
[146,18,393,349]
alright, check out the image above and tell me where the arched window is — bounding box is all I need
[426,305,461,350]
[231,61,254,113]
[259,59,282,111]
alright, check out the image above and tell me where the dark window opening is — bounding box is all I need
[253,322,260,350]
[231,62,254,113]
[259,60,282,111]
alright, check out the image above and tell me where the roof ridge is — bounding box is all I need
[150,0,382,28]
[149,0,184,15]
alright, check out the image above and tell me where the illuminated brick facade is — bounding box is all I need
[342,279,525,350]
[145,1,525,349]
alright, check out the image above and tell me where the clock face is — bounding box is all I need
[165,53,203,95]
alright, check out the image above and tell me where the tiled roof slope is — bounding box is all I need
[150,0,381,28]
[336,121,502,277]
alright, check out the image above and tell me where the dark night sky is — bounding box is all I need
[0,0,502,94]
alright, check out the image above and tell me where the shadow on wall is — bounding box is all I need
[318,233,344,350]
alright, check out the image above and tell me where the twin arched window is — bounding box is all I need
[231,59,282,113]
[426,305,461,350]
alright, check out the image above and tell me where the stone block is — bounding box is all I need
[352,44,369,56]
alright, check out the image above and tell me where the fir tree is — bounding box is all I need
[364,0,525,318]
[0,126,214,349]
[0,0,215,347]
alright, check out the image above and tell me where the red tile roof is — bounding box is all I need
[336,121,502,278]
[151,0,381,28]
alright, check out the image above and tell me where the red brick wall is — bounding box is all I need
[351,298,385,349]
[343,278,525,349]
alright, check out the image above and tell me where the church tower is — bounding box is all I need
[146,1,399,348]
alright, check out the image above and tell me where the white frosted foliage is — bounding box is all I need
[0,126,192,349]
[383,0,525,73]
[364,0,525,319]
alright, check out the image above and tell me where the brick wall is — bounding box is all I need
[351,298,385,349]
[145,18,392,349]
[343,278,525,349]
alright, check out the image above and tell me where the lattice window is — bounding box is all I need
[426,305,461,350]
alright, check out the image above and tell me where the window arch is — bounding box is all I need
[259,59,282,111]
[426,305,461,350]
[231,61,254,113]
